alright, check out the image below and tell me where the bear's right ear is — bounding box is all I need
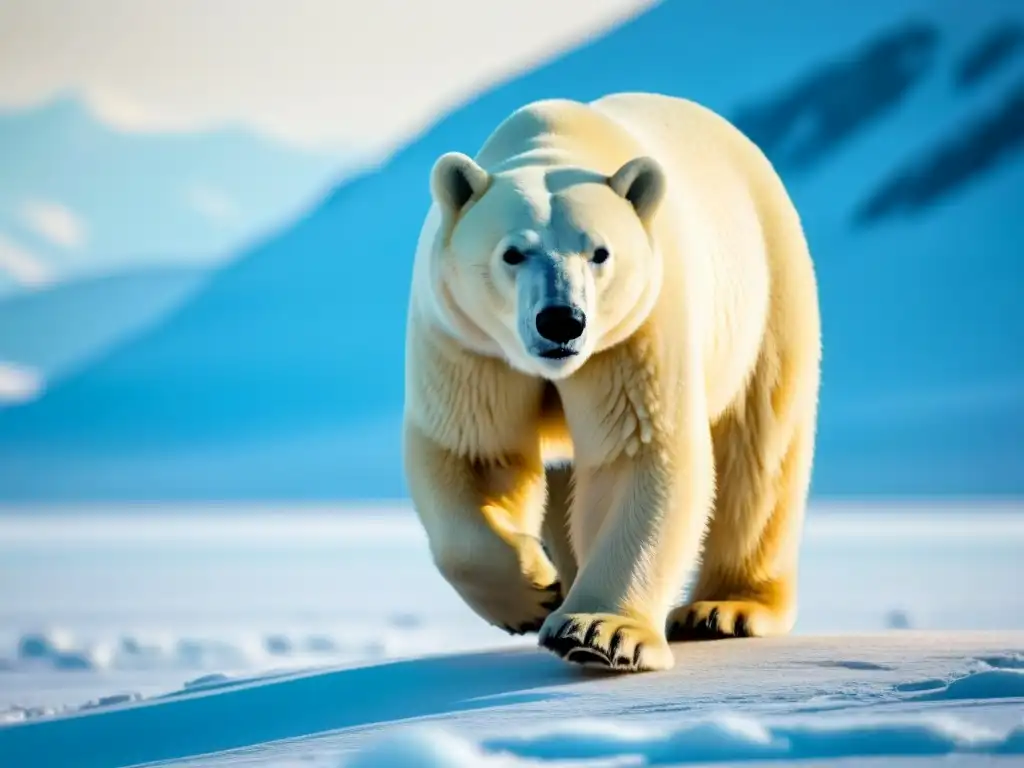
[608,156,666,226]
[430,152,491,217]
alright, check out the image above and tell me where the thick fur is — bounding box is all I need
[402,92,821,672]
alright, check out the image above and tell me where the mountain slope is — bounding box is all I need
[0,265,209,390]
[0,96,350,288]
[0,0,1021,500]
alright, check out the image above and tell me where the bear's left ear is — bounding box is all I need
[608,156,665,225]
[431,152,491,217]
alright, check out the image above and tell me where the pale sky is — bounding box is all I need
[0,0,655,156]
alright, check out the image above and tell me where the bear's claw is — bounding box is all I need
[499,616,545,636]
[492,581,564,636]
[670,606,750,640]
[666,600,781,641]
[540,581,564,611]
[538,612,673,672]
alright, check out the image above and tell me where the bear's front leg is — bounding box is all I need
[538,350,715,672]
[404,421,563,635]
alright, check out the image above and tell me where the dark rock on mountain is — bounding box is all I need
[955,21,1024,90]
[854,79,1024,224]
[732,21,940,173]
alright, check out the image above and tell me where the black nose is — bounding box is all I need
[535,305,586,344]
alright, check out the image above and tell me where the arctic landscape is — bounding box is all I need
[1,504,1023,767]
[1,0,1022,765]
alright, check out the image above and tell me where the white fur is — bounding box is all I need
[403,92,821,672]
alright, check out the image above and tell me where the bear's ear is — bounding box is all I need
[608,156,665,224]
[430,152,491,216]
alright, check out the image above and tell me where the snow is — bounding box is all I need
[353,701,1024,766]
[0,96,352,286]
[0,361,43,404]
[355,702,1024,766]
[0,502,1022,767]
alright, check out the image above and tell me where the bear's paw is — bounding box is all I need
[666,599,788,641]
[435,532,565,636]
[538,612,673,673]
[490,580,565,635]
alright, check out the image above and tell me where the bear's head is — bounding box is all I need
[426,152,666,380]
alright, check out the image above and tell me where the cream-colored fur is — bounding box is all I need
[402,92,821,672]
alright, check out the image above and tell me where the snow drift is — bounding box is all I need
[2,633,1023,768]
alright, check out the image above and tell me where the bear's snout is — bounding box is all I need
[535,305,587,344]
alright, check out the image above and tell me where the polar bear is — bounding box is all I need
[402,91,821,673]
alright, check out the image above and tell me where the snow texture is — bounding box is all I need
[0,505,1022,767]
[350,702,1024,766]
[3,633,1023,767]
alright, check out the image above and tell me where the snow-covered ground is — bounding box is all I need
[0,501,1022,766]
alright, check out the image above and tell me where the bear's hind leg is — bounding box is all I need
[667,345,819,641]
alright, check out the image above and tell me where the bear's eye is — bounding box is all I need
[592,246,611,265]
[502,247,526,266]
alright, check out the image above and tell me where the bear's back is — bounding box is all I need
[590,93,787,418]
[590,93,778,220]
[474,98,651,176]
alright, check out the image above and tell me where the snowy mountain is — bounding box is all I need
[0,265,209,402]
[0,96,350,292]
[0,0,1021,500]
